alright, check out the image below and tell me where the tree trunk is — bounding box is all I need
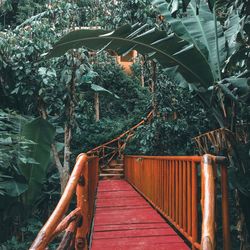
[151,60,157,115]
[61,58,77,192]
[51,144,68,194]
[62,124,71,191]
[94,93,100,121]
[140,56,145,87]
[38,98,69,194]
[37,52,77,194]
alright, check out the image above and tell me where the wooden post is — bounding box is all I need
[57,219,79,250]
[201,154,216,250]
[75,161,89,250]
[191,161,198,249]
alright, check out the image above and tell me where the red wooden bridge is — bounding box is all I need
[30,115,231,250]
[92,179,189,250]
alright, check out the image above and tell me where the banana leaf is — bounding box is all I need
[20,118,55,205]
[47,23,214,89]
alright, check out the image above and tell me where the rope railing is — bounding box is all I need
[124,154,231,250]
[30,154,99,250]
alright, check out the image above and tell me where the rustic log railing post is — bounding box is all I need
[201,154,216,250]
[30,154,88,250]
[191,160,198,250]
[201,155,230,250]
[30,154,98,250]
[75,160,89,250]
[57,219,79,250]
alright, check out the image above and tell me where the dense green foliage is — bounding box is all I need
[70,58,152,159]
[0,110,56,245]
[0,0,249,248]
[126,70,214,155]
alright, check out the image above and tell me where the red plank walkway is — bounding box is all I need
[91,180,190,250]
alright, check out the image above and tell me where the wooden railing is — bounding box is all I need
[30,154,99,250]
[124,154,231,250]
[87,111,153,163]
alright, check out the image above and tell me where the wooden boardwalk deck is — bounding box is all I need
[91,180,190,250]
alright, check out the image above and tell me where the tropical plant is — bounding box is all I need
[46,0,248,127]
[0,110,29,198]
[72,58,151,154]
[0,111,55,204]
[125,69,214,155]
[20,117,56,205]
[0,110,56,244]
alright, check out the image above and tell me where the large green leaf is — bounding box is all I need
[20,118,55,205]
[91,84,120,99]
[152,0,232,13]
[1,180,28,197]
[47,24,214,89]
[224,6,241,55]
[0,173,28,197]
[153,0,226,81]
[152,0,202,14]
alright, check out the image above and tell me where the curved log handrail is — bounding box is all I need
[30,153,99,250]
[87,110,153,155]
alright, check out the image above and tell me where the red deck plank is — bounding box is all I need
[97,190,138,199]
[94,209,164,225]
[92,239,189,250]
[93,228,177,239]
[91,180,190,250]
[96,197,147,207]
[94,222,170,232]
